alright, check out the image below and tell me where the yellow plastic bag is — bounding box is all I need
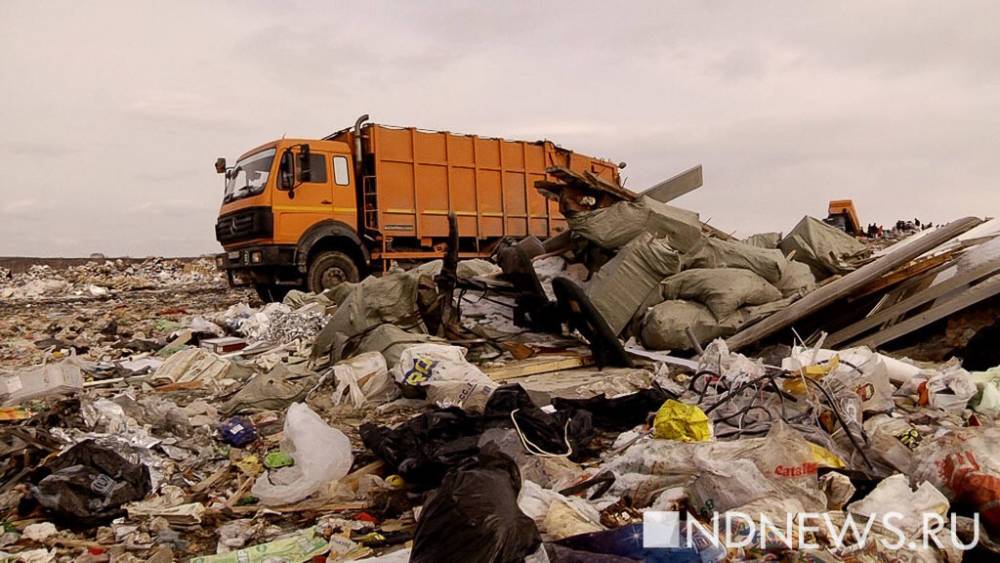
[809,443,845,469]
[653,400,713,442]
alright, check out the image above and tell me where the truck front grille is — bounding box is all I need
[215,207,273,244]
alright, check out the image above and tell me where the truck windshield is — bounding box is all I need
[224,148,276,203]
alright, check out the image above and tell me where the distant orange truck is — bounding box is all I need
[215,115,621,301]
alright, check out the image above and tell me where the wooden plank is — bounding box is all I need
[642,164,703,203]
[827,257,1000,347]
[848,251,958,300]
[852,274,1000,349]
[484,355,593,380]
[725,217,982,351]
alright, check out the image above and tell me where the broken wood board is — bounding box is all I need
[642,164,703,203]
[853,274,1000,349]
[226,500,367,515]
[624,346,700,371]
[725,217,982,351]
[485,355,594,381]
[828,257,1000,347]
[848,250,959,301]
[514,366,653,400]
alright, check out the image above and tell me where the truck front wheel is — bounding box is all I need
[307,250,360,293]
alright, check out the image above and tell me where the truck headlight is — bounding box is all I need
[250,251,263,264]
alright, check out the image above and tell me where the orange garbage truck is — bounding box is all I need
[214,115,622,301]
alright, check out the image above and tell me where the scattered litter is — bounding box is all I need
[2,167,997,561]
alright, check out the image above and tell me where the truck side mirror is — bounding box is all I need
[297,145,312,183]
[215,157,227,174]
[278,149,294,191]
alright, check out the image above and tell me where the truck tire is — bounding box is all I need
[307,250,360,293]
[254,284,291,303]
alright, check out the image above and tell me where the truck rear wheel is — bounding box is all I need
[307,251,360,293]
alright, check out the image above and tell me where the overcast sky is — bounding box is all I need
[2,1,998,257]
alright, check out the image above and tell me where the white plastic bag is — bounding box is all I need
[331,352,396,408]
[251,403,353,506]
[394,344,496,411]
[517,480,604,540]
[924,366,977,413]
[847,475,949,538]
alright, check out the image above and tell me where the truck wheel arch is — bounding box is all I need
[295,220,370,275]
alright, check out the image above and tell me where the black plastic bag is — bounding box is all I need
[484,384,595,461]
[552,387,671,432]
[411,451,541,563]
[23,439,152,527]
[360,406,482,491]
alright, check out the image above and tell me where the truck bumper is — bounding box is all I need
[217,245,300,287]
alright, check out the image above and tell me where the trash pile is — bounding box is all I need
[0,257,222,301]
[2,170,1000,562]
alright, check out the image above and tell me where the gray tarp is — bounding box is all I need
[660,268,783,320]
[586,233,682,336]
[685,238,789,284]
[311,269,431,362]
[778,216,868,280]
[568,196,703,253]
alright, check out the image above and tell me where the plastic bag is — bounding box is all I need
[331,352,396,408]
[689,458,776,515]
[652,400,712,442]
[913,425,1000,533]
[551,387,669,432]
[250,403,353,506]
[360,407,482,491]
[972,367,1000,415]
[518,480,604,541]
[484,384,595,461]
[782,346,895,415]
[26,439,152,527]
[394,343,496,411]
[847,474,949,538]
[605,421,829,512]
[411,452,541,563]
[861,414,921,476]
[923,366,978,413]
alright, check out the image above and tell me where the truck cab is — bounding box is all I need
[215,137,367,302]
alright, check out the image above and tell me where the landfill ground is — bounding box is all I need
[3,191,1000,562]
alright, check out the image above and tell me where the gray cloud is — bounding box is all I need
[0,1,997,257]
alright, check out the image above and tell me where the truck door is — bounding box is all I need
[330,153,357,231]
[273,151,334,243]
